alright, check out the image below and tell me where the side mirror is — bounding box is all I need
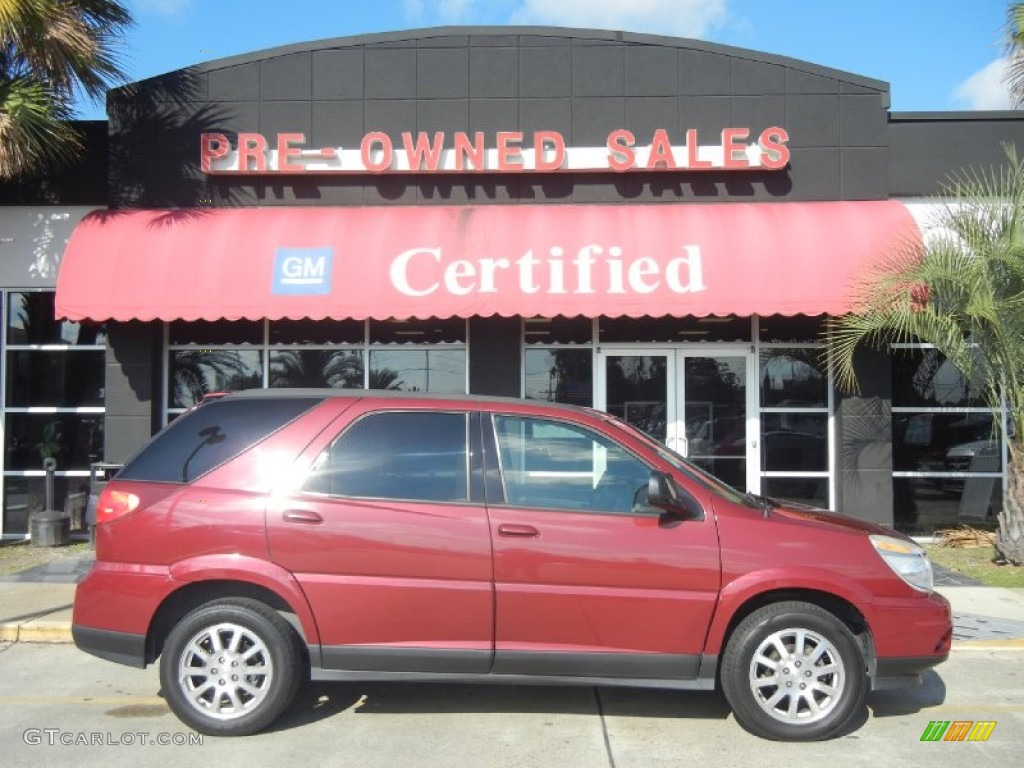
[647,470,699,519]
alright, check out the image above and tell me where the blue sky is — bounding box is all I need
[75,0,1015,119]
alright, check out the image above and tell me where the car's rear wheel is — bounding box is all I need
[159,598,303,736]
[721,601,867,741]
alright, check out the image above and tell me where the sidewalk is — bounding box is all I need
[2,551,1024,648]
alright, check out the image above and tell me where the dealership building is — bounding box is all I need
[1,27,1021,538]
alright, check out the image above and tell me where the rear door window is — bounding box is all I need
[118,397,323,483]
[303,411,470,502]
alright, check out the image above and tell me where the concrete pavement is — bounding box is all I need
[2,549,1024,648]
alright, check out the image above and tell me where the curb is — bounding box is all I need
[0,622,73,644]
[950,638,1024,651]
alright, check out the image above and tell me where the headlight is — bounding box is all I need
[869,534,934,592]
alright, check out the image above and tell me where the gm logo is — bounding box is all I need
[272,247,333,295]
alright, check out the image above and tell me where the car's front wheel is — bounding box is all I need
[159,598,303,736]
[721,601,867,741]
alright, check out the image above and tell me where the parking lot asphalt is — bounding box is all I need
[0,643,1020,768]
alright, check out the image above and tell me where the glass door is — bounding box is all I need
[597,347,759,493]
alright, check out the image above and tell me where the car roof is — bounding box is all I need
[217,387,600,418]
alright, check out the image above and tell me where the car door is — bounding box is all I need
[267,402,493,673]
[483,410,722,679]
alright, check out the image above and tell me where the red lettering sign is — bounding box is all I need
[200,128,791,175]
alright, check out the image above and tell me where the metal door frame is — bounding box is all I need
[595,344,760,493]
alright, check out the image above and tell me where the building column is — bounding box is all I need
[835,347,894,526]
[468,316,521,397]
[104,321,161,463]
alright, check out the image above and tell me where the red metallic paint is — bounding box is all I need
[75,392,951,685]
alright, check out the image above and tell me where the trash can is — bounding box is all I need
[30,457,70,547]
[30,509,70,547]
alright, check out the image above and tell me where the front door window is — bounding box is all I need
[599,348,757,494]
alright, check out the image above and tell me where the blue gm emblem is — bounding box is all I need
[272,247,333,295]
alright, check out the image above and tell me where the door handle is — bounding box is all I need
[283,509,324,524]
[498,524,540,538]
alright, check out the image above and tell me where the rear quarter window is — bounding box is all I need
[303,410,470,502]
[117,397,323,483]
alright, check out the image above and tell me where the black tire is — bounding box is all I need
[159,598,303,736]
[720,601,867,741]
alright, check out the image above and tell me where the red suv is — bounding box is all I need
[73,390,951,740]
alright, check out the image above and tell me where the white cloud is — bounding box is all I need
[439,0,474,21]
[403,0,426,19]
[404,0,489,23]
[953,57,1012,110]
[510,0,728,39]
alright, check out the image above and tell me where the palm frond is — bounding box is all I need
[826,146,1024,443]
[0,74,80,178]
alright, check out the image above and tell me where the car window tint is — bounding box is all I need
[304,411,469,502]
[118,398,322,483]
[492,414,652,515]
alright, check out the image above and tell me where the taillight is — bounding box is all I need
[96,488,140,524]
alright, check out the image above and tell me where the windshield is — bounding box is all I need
[605,414,759,509]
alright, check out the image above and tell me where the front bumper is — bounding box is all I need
[868,590,952,688]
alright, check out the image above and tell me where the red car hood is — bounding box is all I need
[766,499,906,539]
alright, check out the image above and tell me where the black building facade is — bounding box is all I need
[3,27,1023,537]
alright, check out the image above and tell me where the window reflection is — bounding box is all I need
[269,350,363,389]
[893,413,999,473]
[762,477,829,509]
[3,476,91,536]
[4,414,104,471]
[169,350,263,408]
[524,349,592,406]
[7,292,106,345]
[6,351,105,406]
[894,477,1002,533]
[761,413,828,472]
[605,355,667,442]
[368,349,466,393]
[759,349,826,407]
[892,348,985,407]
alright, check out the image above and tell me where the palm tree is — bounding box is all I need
[0,0,131,179]
[825,148,1024,564]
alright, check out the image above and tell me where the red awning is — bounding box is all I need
[55,201,919,322]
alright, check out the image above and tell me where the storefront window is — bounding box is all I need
[2,290,105,537]
[759,349,827,407]
[7,291,106,346]
[894,477,1002,532]
[368,349,466,393]
[758,344,831,510]
[165,319,468,421]
[891,346,1003,534]
[524,349,593,406]
[269,350,364,388]
[761,477,829,509]
[168,350,264,408]
[5,350,104,406]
